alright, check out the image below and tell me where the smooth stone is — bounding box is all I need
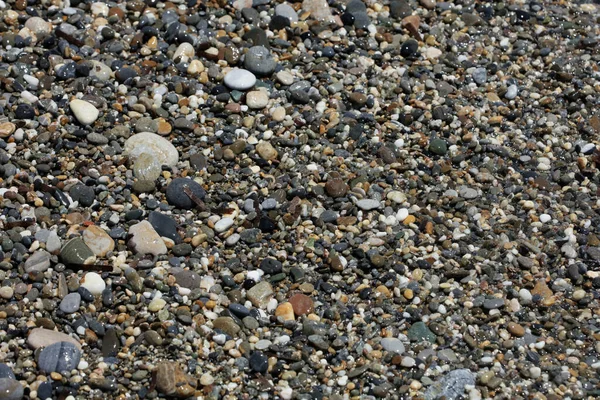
[408,321,436,343]
[128,221,167,256]
[89,60,112,81]
[82,225,114,257]
[133,153,162,181]
[148,211,179,243]
[0,378,23,400]
[102,328,119,357]
[275,3,298,22]
[356,199,380,210]
[24,249,51,273]
[155,362,196,397]
[37,342,81,373]
[249,351,268,373]
[166,178,207,209]
[212,316,241,337]
[27,328,82,350]
[429,138,448,155]
[246,91,269,109]
[173,42,194,62]
[148,297,166,312]
[25,16,52,35]
[214,217,234,233]
[59,292,81,314]
[224,68,256,91]
[0,365,15,380]
[302,0,333,21]
[244,46,276,76]
[247,281,274,308]
[80,272,106,296]
[505,84,518,99]
[424,369,476,400]
[260,258,282,274]
[60,238,97,265]
[381,338,405,354]
[256,141,278,161]
[288,293,314,316]
[325,178,349,198]
[124,132,179,167]
[69,99,99,125]
[275,302,295,321]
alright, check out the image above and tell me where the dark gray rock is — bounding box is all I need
[37,342,81,373]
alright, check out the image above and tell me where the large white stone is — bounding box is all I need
[224,69,256,91]
[70,99,99,125]
[124,132,179,167]
[83,225,114,257]
[89,60,112,81]
[25,17,52,35]
[173,42,195,62]
[80,272,106,296]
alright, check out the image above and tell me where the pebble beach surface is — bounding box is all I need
[0,0,599,399]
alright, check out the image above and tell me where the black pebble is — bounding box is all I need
[400,39,419,57]
[249,351,269,373]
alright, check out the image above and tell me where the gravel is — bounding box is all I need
[0,0,599,399]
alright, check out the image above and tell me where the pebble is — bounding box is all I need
[247,281,274,309]
[244,46,276,76]
[124,132,179,167]
[80,272,106,296]
[128,221,168,256]
[224,69,256,90]
[256,141,278,161]
[214,217,234,233]
[59,293,81,314]
[380,338,405,354]
[246,91,269,109]
[0,379,23,400]
[37,342,82,373]
[82,225,114,257]
[69,99,99,125]
[27,328,82,350]
[166,178,207,209]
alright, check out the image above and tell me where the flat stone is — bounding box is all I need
[289,293,314,316]
[128,220,167,256]
[155,362,196,397]
[507,322,525,337]
[249,351,268,373]
[214,217,234,233]
[302,0,333,21]
[173,42,194,62]
[425,369,476,400]
[247,281,274,309]
[166,178,207,209]
[408,321,436,343]
[381,338,405,354]
[25,16,52,35]
[246,90,269,109]
[24,250,52,273]
[256,141,278,161]
[244,46,276,76]
[124,132,179,167]
[80,272,106,296]
[27,328,82,350]
[0,378,23,400]
[0,122,16,139]
[212,316,241,337]
[148,211,179,243]
[37,342,81,373]
[59,293,81,314]
[224,68,256,91]
[70,99,99,125]
[275,3,298,22]
[275,302,295,321]
[325,178,348,198]
[82,225,114,257]
[356,199,381,210]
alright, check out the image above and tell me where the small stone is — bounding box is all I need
[59,293,81,314]
[212,316,241,337]
[472,67,487,85]
[148,297,166,312]
[425,369,476,400]
[356,199,380,210]
[0,378,22,400]
[124,132,179,167]
[27,328,82,350]
[244,46,276,76]
[276,70,294,85]
[60,238,97,265]
[507,322,525,337]
[82,225,114,257]
[302,0,333,21]
[408,321,436,343]
[133,153,162,181]
[200,374,214,386]
[70,99,99,125]
[505,84,518,99]
[429,138,448,155]
[381,338,405,354]
[275,302,295,321]
[166,178,207,209]
[155,362,196,397]
[249,351,268,373]
[0,287,13,300]
[80,272,106,296]
[325,178,349,198]
[246,91,269,109]
[275,3,298,22]
[224,69,256,91]
[173,42,194,62]
[128,220,168,256]
[24,250,52,273]
[247,281,274,309]
[0,122,16,138]
[37,342,81,373]
[214,217,234,233]
[256,141,278,161]
[25,16,52,35]
[289,293,314,316]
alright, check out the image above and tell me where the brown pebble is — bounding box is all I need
[275,302,295,321]
[507,322,525,337]
[289,293,314,316]
[325,178,348,198]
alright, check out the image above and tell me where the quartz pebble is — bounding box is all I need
[69,99,99,125]
[224,69,256,90]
